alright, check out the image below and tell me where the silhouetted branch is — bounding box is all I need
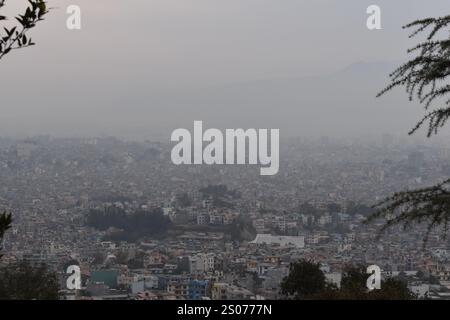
[369,15,450,244]
[0,211,12,258]
[0,0,48,61]
[367,179,450,245]
[377,15,450,137]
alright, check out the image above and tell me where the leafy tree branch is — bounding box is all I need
[0,0,48,258]
[377,15,450,137]
[0,0,48,60]
[0,211,12,259]
[368,15,450,244]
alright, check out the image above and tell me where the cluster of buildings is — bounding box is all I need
[1,135,450,299]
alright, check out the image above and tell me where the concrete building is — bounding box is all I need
[250,234,305,248]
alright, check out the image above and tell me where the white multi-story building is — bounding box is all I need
[250,234,305,248]
[189,253,215,274]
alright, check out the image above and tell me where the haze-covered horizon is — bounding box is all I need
[1,0,450,140]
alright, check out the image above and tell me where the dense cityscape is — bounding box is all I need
[1,134,450,299]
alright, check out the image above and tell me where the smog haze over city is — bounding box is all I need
[0,0,449,139]
[1,0,450,309]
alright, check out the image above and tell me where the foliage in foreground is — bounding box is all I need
[280,260,416,300]
[0,0,48,61]
[0,211,12,259]
[0,260,60,300]
[368,15,450,243]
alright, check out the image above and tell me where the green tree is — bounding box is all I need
[370,278,416,300]
[339,265,369,299]
[281,261,416,300]
[176,192,192,207]
[367,15,450,243]
[0,260,60,299]
[338,266,416,300]
[0,211,12,259]
[280,260,329,299]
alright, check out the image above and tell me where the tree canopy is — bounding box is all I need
[280,260,332,299]
[86,206,172,241]
[368,15,450,243]
[0,260,60,300]
[281,260,416,300]
[0,211,12,259]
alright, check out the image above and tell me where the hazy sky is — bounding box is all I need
[1,0,450,139]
